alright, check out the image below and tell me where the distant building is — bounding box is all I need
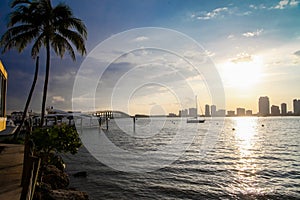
[236,108,245,116]
[258,96,270,116]
[211,105,216,116]
[189,108,197,117]
[11,111,23,125]
[281,103,287,115]
[205,104,210,117]
[216,109,226,117]
[227,110,235,116]
[179,109,188,117]
[293,99,300,115]
[246,110,253,116]
[271,105,280,116]
[168,113,177,117]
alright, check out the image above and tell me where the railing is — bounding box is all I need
[20,120,41,200]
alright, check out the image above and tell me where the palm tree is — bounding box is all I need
[14,56,39,139]
[0,0,87,126]
[1,0,40,135]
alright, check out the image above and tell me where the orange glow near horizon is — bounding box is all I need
[219,55,264,89]
[217,55,265,114]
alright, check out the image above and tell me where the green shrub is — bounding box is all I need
[31,124,82,167]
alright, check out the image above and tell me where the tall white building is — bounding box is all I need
[205,104,210,117]
[293,99,300,115]
[211,105,216,116]
[281,103,287,115]
[258,96,270,116]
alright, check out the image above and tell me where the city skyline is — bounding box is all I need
[173,96,300,117]
[205,96,300,116]
[0,0,300,115]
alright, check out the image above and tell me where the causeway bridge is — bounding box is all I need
[93,110,131,119]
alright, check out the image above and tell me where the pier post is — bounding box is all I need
[80,117,83,132]
[98,117,102,127]
[133,116,136,133]
[106,112,109,130]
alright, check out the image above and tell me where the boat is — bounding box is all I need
[187,118,205,123]
[187,96,205,123]
[0,119,19,142]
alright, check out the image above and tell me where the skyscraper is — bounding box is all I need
[211,105,216,116]
[281,103,287,115]
[179,109,188,117]
[293,99,300,115]
[205,104,210,117]
[227,110,235,116]
[271,105,280,116]
[258,96,270,116]
[246,110,253,116]
[189,108,197,117]
[236,108,245,116]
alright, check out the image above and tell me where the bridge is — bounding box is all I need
[93,110,131,119]
[86,110,135,131]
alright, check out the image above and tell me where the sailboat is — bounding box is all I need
[187,96,205,123]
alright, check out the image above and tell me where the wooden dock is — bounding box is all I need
[0,143,24,200]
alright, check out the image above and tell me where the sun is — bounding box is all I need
[219,55,263,89]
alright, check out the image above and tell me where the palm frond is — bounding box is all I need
[2,0,87,59]
[11,0,31,8]
[55,17,87,39]
[0,25,39,53]
[31,33,45,57]
[2,29,39,53]
[58,28,86,55]
[51,33,75,60]
[53,3,72,19]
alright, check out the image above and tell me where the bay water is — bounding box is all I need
[64,117,300,199]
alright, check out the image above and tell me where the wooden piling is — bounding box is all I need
[133,116,136,133]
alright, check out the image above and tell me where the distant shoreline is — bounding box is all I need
[136,115,300,118]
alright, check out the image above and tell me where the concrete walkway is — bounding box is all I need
[0,143,24,200]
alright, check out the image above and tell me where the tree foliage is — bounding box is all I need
[0,0,87,126]
[31,124,82,167]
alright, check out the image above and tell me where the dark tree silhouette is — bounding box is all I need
[0,0,87,127]
[14,56,39,138]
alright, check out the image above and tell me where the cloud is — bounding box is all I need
[249,4,267,10]
[250,0,298,10]
[193,7,228,20]
[242,11,252,16]
[52,96,65,103]
[204,50,215,57]
[271,0,299,9]
[133,36,149,42]
[273,0,289,9]
[242,29,263,37]
[230,53,253,63]
[290,0,299,6]
[227,34,235,39]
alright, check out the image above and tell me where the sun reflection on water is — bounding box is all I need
[234,117,257,156]
[230,117,266,196]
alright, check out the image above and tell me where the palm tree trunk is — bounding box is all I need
[40,39,50,127]
[14,56,39,139]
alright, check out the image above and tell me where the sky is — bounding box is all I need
[0,0,300,115]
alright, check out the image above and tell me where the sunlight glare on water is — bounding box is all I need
[231,117,269,196]
[234,117,257,156]
[65,117,300,199]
